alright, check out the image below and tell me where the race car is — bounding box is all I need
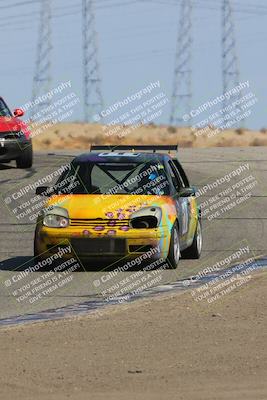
[0,96,33,169]
[34,145,202,269]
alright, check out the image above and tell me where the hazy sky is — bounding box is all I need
[0,0,266,129]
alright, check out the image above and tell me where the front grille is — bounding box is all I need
[71,238,126,255]
[129,245,154,253]
[70,218,129,229]
[47,244,71,252]
[0,131,23,140]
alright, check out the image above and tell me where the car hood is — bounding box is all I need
[45,194,177,220]
[0,116,31,139]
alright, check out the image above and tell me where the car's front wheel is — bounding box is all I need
[167,223,180,269]
[16,144,33,169]
[33,231,42,263]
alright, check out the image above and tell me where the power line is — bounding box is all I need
[0,0,40,9]
[141,0,267,15]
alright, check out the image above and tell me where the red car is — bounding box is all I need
[0,96,33,169]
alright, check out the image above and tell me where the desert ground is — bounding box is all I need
[31,122,267,150]
[0,270,266,400]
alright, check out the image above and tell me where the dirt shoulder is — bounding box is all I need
[0,271,266,400]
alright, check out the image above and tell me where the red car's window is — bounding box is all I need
[0,99,12,117]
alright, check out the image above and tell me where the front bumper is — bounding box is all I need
[0,138,32,162]
[35,225,171,260]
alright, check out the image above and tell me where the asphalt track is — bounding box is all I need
[0,147,267,323]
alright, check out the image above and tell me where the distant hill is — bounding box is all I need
[30,122,267,150]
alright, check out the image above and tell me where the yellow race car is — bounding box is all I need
[34,145,202,269]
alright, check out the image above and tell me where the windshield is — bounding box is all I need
[0,99,12,117]
[55,161,171,196]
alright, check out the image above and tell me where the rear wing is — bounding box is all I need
[90,145,178,156]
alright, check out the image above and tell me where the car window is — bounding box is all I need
[56,161,171,196]
[167,161,185,190]
[0,99,12,117]
[172,159,190,187]
[91,162,171,195]
[91,163,144,194]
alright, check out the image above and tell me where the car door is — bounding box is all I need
[168,160,197,247]
[164,161,187,248]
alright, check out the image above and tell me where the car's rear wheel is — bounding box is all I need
[167,222,180,269]
[181,220,202,259]
[16,144,33,169]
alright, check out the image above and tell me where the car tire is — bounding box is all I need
[181,220,202,259]
[34,240,53,269]
[16,144,33,169]
[33,235,42,263]
[167,222,180,269]
[33,225,44,262]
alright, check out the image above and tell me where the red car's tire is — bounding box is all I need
[16,144,33,169]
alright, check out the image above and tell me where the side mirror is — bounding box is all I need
[179,187,196,197]
[35,186,51,196]
[191,186,199,197]
[13,108,24,117]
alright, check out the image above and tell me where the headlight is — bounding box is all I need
[42,206,69,228]
[129,206,162,229]
[43,214,69,228]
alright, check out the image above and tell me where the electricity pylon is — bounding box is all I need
[170,0,192,126]
[82,0,103,122]
[31,0,52,119]
[222,0,242,123]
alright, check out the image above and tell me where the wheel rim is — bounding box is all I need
[196,222,202,254]
[173,228,180,264]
